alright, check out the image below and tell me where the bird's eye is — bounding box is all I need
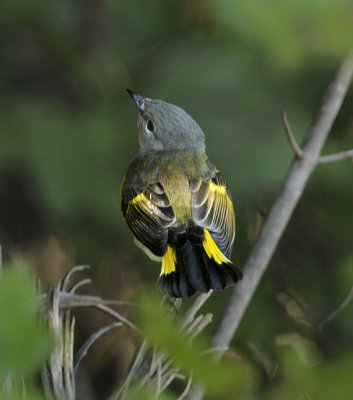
[146,119,155,132]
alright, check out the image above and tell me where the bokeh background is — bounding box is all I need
[1,1,353,398]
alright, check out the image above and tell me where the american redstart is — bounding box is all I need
[121,90,242,298]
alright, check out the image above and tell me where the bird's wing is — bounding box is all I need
[121,181,176,257]
[191,172,235,258]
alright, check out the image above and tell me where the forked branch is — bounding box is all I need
[186,51,353,400]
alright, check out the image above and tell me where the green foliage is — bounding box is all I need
[137,292,255,397]
[211,0,353,71]
[270,346,353,400]
[0,267,52,399]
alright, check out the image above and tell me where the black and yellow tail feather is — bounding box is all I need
[158,226,242,298]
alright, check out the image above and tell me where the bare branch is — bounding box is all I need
[110,340,149,400]
[95,303,140,332]
[210,51,353,355]
[177,374,193,400]
[75,322,123,372]
[160,370,183,392]
[182,292,212,328]
[39,291,136,308]
[318,284,353,331]
[186,51,353,400]
[319,149,353,163]
[61,265,90,291]
[156,361,162,398]
[188,314,213,341]
[69,278,92,294]
[282,111,305,158]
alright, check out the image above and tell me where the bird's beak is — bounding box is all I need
[126,89,145,111]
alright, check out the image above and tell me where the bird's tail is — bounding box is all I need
[157,226,242,298]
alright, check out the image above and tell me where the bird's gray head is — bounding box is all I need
[127,89,205,154]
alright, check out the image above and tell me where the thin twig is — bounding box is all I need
[95,303,139,332]
[318,284,353,331]
[64,312,75,400]
[177,374,193,400]
[75,322,123,372]
[148,347,157,382]
[188,314,213,341]
[160,370,182,392]
[200,347,228,356]
[61,265,90,291]
[39,292,137,308]
[156,362,162,399]
[182,292,212,328]
[110,340,149,400]
[319,149,353,163]
[69,278,92,294]
[185,315,204,335]
[282,111,305,158]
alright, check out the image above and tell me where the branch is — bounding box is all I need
[186,51,353,400]
[319,149,353,163]
[318,284,353,331]
[75,322,123,372]
[282,111,305,158]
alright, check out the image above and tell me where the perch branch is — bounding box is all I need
[186,51,353,400]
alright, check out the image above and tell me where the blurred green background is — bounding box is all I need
[1,0,353,399]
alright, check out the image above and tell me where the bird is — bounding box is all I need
[121,90,242,298]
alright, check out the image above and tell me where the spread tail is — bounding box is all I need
[157,226,242,298]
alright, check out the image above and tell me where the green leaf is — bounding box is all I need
[270,345,353,400]
[0,267,52,375]
[136,292,255,397]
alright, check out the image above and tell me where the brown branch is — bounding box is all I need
[186,51,353,400]
[282,111,305,158]
[319,149,353,163]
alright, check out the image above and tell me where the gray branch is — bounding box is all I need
[319,149,353,163]
[318,284,353,331]
[187,51,353,400]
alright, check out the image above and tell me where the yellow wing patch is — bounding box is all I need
[209,181,236,232]
[209,181,227,195]
[161,245,177,275]
[203,229,230,264]
[132,192,149,207]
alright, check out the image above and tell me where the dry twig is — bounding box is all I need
[42,266,134,400]
[282,111,305,159]
[318,284,353,331]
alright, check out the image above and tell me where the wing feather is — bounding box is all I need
[122,182,176,257]
[191,173,235,258]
